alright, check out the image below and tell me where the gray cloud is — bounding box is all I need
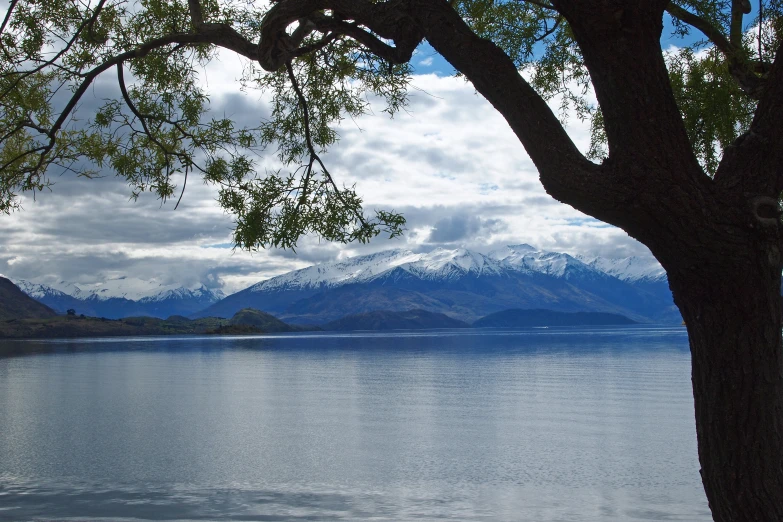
[428,215,507,243]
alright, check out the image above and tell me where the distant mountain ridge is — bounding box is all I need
[12,245,678,324]
[12,277,224,319]
[195,245,678,324]
[234,245,666,294]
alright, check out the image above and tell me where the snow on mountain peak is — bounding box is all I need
[250,247,512,292]
[575,254,666,283]
[11,276,226,303]
[251,248,423,292]
[487,245,605,279]
[415,248,502,277]
[12,246,668,307]
[140,284,226,303]
[10,279,70,299]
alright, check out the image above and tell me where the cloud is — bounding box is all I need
[428,215,507,243]
[1,56,657,294]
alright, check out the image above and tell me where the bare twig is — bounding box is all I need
[534,16,562,43]
[174,165,188,210]
[284,59,370,230]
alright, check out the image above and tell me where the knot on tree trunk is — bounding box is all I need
[750,195,781,226]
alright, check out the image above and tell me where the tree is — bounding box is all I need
[0,0,781,519]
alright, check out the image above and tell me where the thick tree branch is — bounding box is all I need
[188,0,205,28]
[666,3,733,55]
[403,0,631,223]
[308,14,417,62]
[715,44,783,196]
[554,1,704,176]
[257,0,423,71]
[730,0,752,47]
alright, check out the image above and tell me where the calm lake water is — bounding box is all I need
[0,326,711,521]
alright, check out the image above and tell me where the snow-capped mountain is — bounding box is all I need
[13,277,224,319]
[14,279,74,300]
[15,245,675,323]
[139,285,225,303]
[489,244,608,280]
[246,245,628,294]
[248,247,510,294]
[196,245,678,324]
[575,254,667,284]
[249,249,424,292]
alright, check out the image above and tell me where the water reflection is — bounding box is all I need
[0,326,707,521]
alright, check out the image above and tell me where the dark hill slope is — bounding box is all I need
[473,308,636,327]
[0,308,305,339]
[0,277,57,320]
[323,309,470,331]
[229,308,299,332]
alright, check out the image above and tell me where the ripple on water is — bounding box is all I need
[0,326,709,521]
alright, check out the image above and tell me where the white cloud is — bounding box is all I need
[0,53,652,294]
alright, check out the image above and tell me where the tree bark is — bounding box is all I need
[666,236,783,521]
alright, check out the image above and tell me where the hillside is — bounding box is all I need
[0,308,302,339]
[229,308,299,333]
[0,277,57,320]
[472,308,637,328]
[323,309,470,331]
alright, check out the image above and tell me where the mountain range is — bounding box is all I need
[10,245,679,324]
[194,245,678,324]
[12,277,224,319]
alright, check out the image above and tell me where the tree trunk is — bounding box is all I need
[665,239,783,522]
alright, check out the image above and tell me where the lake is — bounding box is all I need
[0,326,711,521]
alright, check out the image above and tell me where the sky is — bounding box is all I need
[0,32,669,295]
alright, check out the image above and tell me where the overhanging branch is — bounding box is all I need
[665,1,768,98]
[0,23,258,182]
[404,0,626,220]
